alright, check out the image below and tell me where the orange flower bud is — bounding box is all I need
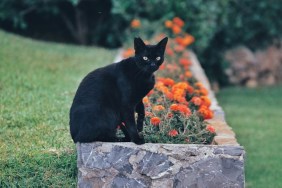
[172,17,184,27]
[172,25,181,34]
[150,117,161,126]
[165,20,173,28]
[122,48,134,58]
[200,96,211,107]
[191,96,202,106]
[185,71,193,78]
[170,104,179,111]
[153,105,165,111]
[206,124,215,133]
[142,96,149,104]
[168,129,179,137]
[130,19,141,28]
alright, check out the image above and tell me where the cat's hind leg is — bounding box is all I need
[70,105,118,143]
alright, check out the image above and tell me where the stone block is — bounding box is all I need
[77,142,245,188]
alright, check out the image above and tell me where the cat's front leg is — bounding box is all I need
[121,106,145,145]
[135,101,145,132]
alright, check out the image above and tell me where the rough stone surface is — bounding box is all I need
[77,142,245,188]
[224,44,282,86]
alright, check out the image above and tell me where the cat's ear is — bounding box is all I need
[134,37,146,54]
[156,37,168,55]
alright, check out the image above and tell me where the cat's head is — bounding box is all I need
[134,37,168,73]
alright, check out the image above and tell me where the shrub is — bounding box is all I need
[1,0,281,84]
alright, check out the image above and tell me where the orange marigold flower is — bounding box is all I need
[172,82,189,91]
[199,88,209,96]
[178,104,191,116]
[159,64,165,70]
[155,83,170,94]
[181,34,195,46]
[195,82,204,89]
[198,106,214,119]
[131,19,141,28]
[175,35,193,47]
[172,24,181,35]
[179,58,191,67]
[122,48,134,58]
[168,129,179,137]
[142,96,149,104]
[175,37,183,45]
[191,96,202,106]
[173,92,187,104]
[150,117,161,126]
[173,17,184,27]
[170,104,179,111]
[165,20,173,28]
[158,77,175,86]
[165,92,174,101]
[200,96,211,107]
[194,89,201,96]
[206,124,216,133]
[185,71,193,78]
[186,85,194,94]
[153,105,165,111]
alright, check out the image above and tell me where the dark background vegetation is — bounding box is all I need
[1,0,281,85]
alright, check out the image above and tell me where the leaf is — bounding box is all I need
[69,0,80,6]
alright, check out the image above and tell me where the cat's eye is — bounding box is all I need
[156,57,161,61]
[143,56,148,61]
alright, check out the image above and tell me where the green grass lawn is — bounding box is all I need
[1,30,281,188]
[0,30,116,187]
[217,86,282,188]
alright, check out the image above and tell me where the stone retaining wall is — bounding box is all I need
[77,143,244,188]
[76,50,245,187]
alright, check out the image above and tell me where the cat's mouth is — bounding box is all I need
[149,66,158,72]
[143,65,158,73]
[136,63,157,73]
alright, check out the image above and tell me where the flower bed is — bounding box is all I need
[121,18,215,144]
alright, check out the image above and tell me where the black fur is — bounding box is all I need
[69,37,168,145]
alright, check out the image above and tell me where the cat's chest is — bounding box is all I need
[118,73,155,103]
[133,76,155,96]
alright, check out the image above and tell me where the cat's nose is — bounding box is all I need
[150,62,156,67]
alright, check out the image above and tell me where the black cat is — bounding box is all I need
[69,37,168,145]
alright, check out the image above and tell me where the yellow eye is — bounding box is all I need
[156,57,161,61]
[143,56,148,61]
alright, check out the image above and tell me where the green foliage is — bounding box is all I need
[0,30,117,187]
[217,85,282,188]
[0,0,61,29]
[111,0,225,50]
[1,0,281,84]
[143,113,215,144]
[111,0,282,84]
